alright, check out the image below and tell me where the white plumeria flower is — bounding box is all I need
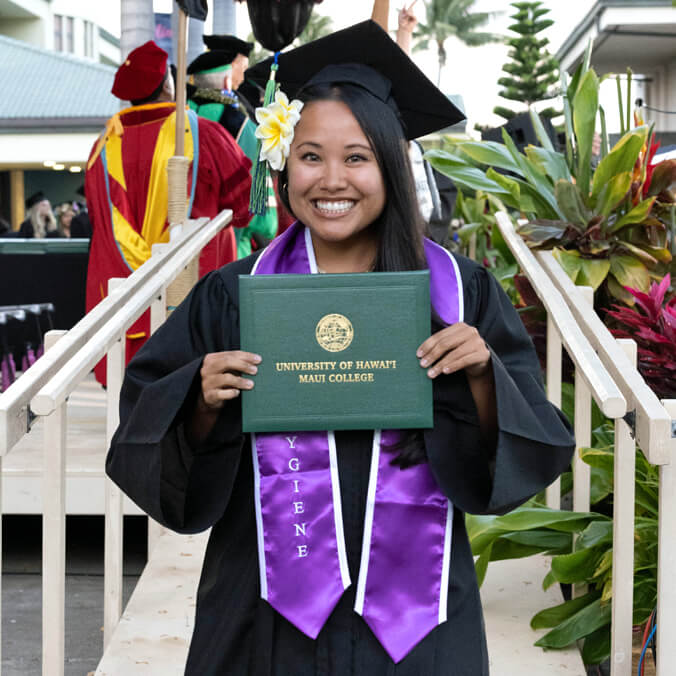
[255,90,304,171]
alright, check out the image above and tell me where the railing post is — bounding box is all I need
[546,314,562,509]
[42,329,67,676]
[147,243,169,556]
[468,232,477,261]
[656,399,676,676]
[103,279,126,649]
[573,287,593,516]
[611,338,637,676]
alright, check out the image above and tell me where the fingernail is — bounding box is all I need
[253,355,262,363]
[245,380,254,388]
[428,369,436,378]
[416,350,423,357]
[420,359,428,367]
[249,366,258,374]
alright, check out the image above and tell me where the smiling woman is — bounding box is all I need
[284,98,387,272]
[105,19,576,676]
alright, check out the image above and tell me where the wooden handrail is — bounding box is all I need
[0,213,228,455]
[30,212,232,416]
[536,249,673,465]
[494,212,626,419]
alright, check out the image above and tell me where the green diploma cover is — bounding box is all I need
[239,271,432,433]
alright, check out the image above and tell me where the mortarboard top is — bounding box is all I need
[25,192,46,209]
[112,41,168,101]
[187,50,237,75]
[203,34,253,56]
[244,20,465,141]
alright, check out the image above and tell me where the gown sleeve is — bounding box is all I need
[424,259,575,516]
[105,269,246,533]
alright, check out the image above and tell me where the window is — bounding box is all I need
[84,21,94,58]
[66,16,74,53]
[54,15,63,52]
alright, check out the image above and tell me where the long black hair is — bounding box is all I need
[277,82,426,273]
[278,82,429,467]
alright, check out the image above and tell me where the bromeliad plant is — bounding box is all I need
[426,53,674,307]
[606,273,676,398]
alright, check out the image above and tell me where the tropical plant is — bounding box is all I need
[467,389,658,665]
[294,10,333,45]
[246,33,272,67]
[426,59,673,307]
[453,191,520,302]
[606,274,676,398]
[493,1,561,122]
[414,0,499,85]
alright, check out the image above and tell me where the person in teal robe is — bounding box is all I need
[187,40,278,258]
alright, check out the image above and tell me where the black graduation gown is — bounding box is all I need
[106,252,575,676]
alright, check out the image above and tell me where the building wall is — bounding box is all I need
[636,61,676,134]
[0,0,120,63]
[0,132,99,170]
[1,17,50,48]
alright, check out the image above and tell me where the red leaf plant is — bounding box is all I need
[606,274,676,398]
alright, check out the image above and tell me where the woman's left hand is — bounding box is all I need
[417,322,491,379]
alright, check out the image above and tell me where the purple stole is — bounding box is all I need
[249,223,463,663]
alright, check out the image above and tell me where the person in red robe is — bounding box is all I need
[85,41,252,384]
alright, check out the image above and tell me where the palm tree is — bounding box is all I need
[295,12,333,46]
[414,0,499,85]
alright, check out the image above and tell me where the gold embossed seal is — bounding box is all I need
[315,314,354,352]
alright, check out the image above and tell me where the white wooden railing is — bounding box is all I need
[495,211,676,676]
[0,210,232,675]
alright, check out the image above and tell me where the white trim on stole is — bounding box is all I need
[328,432,352,590]
[354,430,382,615]
[250,433,269,600]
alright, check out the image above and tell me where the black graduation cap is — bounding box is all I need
[238,78,265,109]
[244,20,465,140]
[25,191,45,209]
[188,50,237,75]
[202,34,253,56]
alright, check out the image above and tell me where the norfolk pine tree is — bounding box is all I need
[493,1,561,122]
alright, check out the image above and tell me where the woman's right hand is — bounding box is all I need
[188,351,261,446]
[199,351,262,409]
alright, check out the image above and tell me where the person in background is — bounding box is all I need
[188,38,278,258]
[54,203,74,238]
[19,193,58,238]
[0,215,11,236]
[85,40,252,384]
[70,184,92,239]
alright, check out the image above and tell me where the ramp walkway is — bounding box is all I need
[2,374,141,515]
[96,529,585,675]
